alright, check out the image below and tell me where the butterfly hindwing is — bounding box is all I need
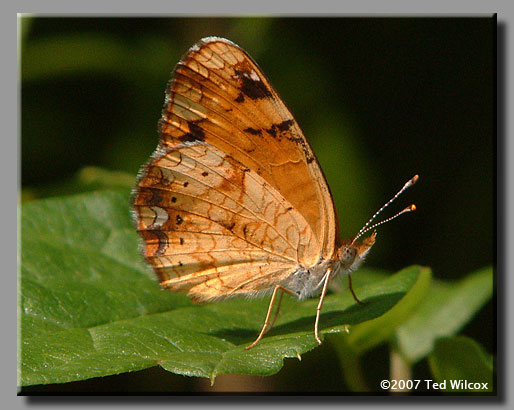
[134,141,318,301]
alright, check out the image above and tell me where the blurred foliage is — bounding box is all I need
[21,166,135,201]
[395,267,493,363]
[19,17,495,393]
[429,336,493,393]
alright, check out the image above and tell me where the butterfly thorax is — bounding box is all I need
[277,231,377,300]
[280,258,337,300]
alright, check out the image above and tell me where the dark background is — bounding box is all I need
[20,17,495,393]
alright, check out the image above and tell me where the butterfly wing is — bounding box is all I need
[133,37,339,301]
[134,142,318,301]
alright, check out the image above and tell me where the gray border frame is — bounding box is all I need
[9,1,511,408]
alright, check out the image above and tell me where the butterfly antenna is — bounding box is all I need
[351,175,419,245]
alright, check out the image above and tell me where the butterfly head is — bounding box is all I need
[337,175,418,272]
[338,231,377,271]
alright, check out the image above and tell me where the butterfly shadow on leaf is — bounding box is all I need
[209,291,406,347]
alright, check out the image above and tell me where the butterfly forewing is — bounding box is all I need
[161,38,338,255]
[134,37,339,301]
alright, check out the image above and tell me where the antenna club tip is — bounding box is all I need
[353,176,418,242]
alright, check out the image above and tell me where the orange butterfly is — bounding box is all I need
[133,37,417,349]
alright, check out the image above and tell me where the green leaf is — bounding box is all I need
[343,266,432,354]
[19,190,423,386]
[395,266,493,363]
[428,336,493,393]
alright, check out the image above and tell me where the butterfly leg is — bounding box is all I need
[314,269,332,345]
[348,274,367,305]
[245,285,295,350]
[268,290,284,331]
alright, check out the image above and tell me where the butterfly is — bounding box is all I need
[132,37,417,349]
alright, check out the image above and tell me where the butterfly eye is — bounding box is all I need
[340,246,357,267]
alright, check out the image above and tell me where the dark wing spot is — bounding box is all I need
[266,120,294,139]
[237,70,273,100]
[179,237,184,245]
[148,230,168,257]
[266,120,294,140]
[287,134,315,163]
[179,121,206,143]
[276,120,294,132]
[176,215,183,225]
[221,221,236,232]
[235,92,245,103]
[201,171,209,177]
[146,187,164,206]
[266,126,277,138]
[179,134,196,143]
[244,127,262,136]
[287,135,303,144]
[171,196,177,203]
[183,181,189,187]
